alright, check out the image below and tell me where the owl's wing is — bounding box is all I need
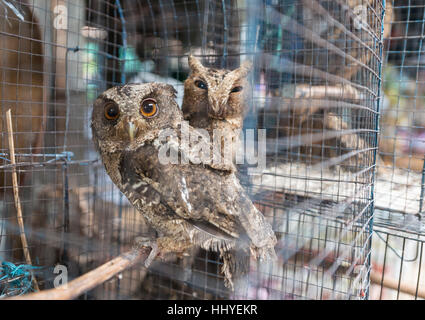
[185,125,236,173]
[119,138,276,252]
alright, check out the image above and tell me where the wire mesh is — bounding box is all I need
[370,228,425,300]
[0,0,386,299]
[376,0,425,221]
[367,0,425,300]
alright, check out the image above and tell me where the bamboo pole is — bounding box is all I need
[5,109,39,291]
[8,248,149,300]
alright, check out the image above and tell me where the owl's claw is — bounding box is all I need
[133,236,159,268]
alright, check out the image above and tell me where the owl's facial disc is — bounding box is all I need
[92,83,181,152]
[207,93,229,119]
[112,115,145,144]
[206,80,244,119]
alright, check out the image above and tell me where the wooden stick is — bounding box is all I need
[294,84,361,101]
[370,270,425,299]
[5,109,39,291]
[8,248,149,300]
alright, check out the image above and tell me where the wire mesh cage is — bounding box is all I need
[367,0,425,300]
[0,0,389,300]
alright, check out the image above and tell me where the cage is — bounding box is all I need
[0,0,389,300]
[367,0,425,300]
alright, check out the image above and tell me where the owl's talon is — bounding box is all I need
[144,242,158,268]
[133,236,159,268]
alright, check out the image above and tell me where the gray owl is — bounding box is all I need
[91,83,276,288]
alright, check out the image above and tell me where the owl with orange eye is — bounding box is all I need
[91,83,277,289]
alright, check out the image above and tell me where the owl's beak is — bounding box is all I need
[208,96,228,119]
[127,121,138,141]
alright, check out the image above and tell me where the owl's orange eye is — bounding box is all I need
[104,102,120,120]
[140,99,158,118]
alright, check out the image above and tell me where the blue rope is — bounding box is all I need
[0,261,42,297]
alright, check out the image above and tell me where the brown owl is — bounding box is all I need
[182,56,252,171]
[91,83,277,288]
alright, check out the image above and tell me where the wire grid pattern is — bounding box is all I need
[374,0,425,220]
[0,0,140,296]
[370,228,425,300]
[121,0,384,300]
[0,0,385,299]
[367,0,425,300]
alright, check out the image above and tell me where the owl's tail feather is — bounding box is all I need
[219,249,250,290]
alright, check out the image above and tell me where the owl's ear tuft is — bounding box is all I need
[241,60,253,71]
[237,60,253,78]
[95,94,107,103]
[165,84,177,96]
[227,60,252,80]
[188,55,205,73]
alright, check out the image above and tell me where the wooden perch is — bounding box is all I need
[8,248,149,300]
[294,84,361,101]
[6,109,39,291]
